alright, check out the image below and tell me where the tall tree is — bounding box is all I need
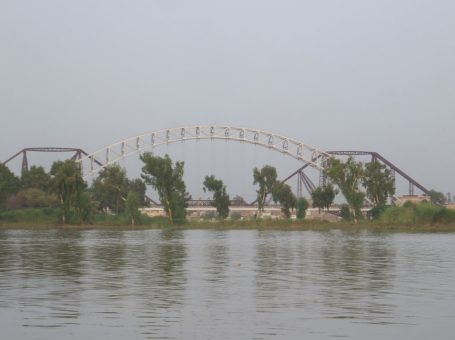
[92,164,129,214]
[140,153,190,224]
[125,191,141,226]
[203,175,230,219]
[311,184,337,212]
[253,165,278,216]
[362,161,395,207]
[127,178,147,207]
[21,165,51,191]
[50,160,86,224]
[0,164,21,211]
[272,182,296,218]
[325,156,365,222]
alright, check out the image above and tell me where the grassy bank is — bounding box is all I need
[1,207,455,232]
[0,203,455,232]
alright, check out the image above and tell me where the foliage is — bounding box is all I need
[0,164,21,211]
[203,175,230,219]
[127,178,147,207]
[78,191,97,224]
[427,189,447,205]
[0,208,60,225]
[141,153,190,224]
[311,184,337,212]
[21,166,51,191]
[340,204,353,221]
[253,165,278,215]
[50,160,86,224]
[368,204,387,220]
[379,202,455,225]
[325,157,365,221]
[91,164,129,214]
[362,161,395,207]
[296,197,309,220]
[272,182,296,218]
[7,188,58,209]
[125,191,141,226]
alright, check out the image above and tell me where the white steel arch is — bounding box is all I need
[77,125,331,178]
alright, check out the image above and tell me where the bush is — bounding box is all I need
[379,202,455,225]
[230,212,242,221]
[340,204,352,221]
[296,197,309,220]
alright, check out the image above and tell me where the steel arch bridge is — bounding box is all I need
[76,125,331,179]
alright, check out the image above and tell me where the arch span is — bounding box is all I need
[77,125,331,178]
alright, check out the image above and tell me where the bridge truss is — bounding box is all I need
[2,147,102,176]
[76,125,331,178]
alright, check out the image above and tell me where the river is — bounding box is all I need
[0,229,454,339]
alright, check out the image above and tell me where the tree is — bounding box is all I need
[203,175,230,219]
[296,197,309,219]
[272,182,296,218]
[325,156,365,222]
[78,191,97,224]
[140,153,190,224]
[127,178,147,207]
[428,189,446,205]
[311,184,336,212]
[0,164,21,211]
[362,161,395,207]
[253,165,278,216]
[21,166,51,191]
[92,164,129,214]
[125,191,141,226]
[50,160,86,224]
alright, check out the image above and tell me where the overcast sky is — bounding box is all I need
[1,0,454,200]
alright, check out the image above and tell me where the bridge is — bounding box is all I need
[2,125,430,205]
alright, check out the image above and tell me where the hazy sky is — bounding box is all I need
[1,0,454,200]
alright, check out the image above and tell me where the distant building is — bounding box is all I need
[395,195,431,205]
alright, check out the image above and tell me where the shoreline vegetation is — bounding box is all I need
[1,156,454,233]
[1,206,455,233]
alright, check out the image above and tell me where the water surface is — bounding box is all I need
[0,229,454,339]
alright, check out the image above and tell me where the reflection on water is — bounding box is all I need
[0,229,454,339]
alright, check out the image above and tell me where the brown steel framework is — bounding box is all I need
[2,147,103,176]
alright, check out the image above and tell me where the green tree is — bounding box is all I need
[22,188,54,208]
[428,189,446,205]
[140,153,190,224]
[203,175,230,219]
[78,191,97,223]
[272,182,296,218]
[296,197,309,219]
[325,156,365,222]
[311,187,325,212]
[92,164,129,214]
[125,191,141,226]
[311,184,337,212]
[21,165,51,191]
[340,204,352,220]
[127,178,147,207]
[50,160,86,224]
[0,164,21,211]
[362,161,395,207]
[253,165,278,216]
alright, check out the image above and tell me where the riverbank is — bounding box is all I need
[2,207,455,232]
